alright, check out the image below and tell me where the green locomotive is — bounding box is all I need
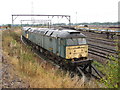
[22,27,88,61]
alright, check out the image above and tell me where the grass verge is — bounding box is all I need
[2,28,99,88]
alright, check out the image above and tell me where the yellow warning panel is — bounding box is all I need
[66,45,88,59]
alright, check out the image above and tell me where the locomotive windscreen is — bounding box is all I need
[67,38,86,46]
[69,32,80,34]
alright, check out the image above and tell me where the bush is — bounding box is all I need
[94,56,120,88]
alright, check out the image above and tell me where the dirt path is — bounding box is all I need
[1,55,30,88]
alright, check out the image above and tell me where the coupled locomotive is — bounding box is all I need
[22,27,88,62]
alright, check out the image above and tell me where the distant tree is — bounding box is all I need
[7,24,11,28]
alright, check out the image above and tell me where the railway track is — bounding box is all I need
[87,38,116,46]
[88,37,116,43]
[86,36,118,61]
[88,43,118,60]
[89,44,117,54]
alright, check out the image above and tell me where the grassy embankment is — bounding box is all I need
[93,42,120,88]
[2,27,99,88]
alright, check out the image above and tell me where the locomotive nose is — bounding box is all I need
[66,45,88,59]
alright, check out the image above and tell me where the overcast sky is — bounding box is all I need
[0,0,119,24]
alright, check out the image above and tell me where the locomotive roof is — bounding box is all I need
[50,29,86,38]
[23,27,86,38]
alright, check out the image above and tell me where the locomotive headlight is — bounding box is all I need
[85,50,88,52]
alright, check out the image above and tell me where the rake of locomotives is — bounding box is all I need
[21,27,102,79]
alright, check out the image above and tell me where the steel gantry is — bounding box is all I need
[20,19,52,28]
[12,14,71,25]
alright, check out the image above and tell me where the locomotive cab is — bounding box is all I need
[56,30,88,61]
